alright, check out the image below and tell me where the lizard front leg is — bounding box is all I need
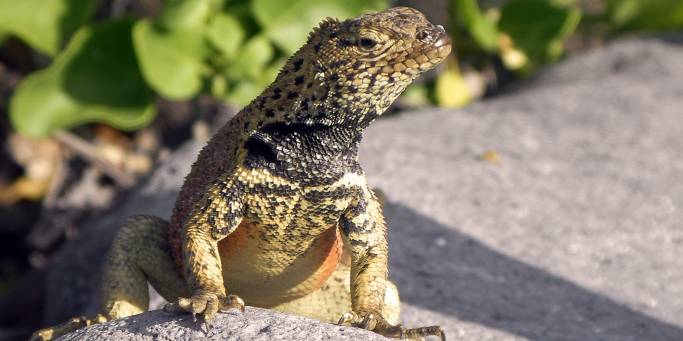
[340,186,390,317]
[338,186,445,340]
[165,175,245,324]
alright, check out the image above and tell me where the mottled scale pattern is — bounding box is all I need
[31,7,451,341]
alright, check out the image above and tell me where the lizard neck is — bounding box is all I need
[240,40,385,133]
[243,123,363,185]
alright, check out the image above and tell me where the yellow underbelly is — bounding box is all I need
[217,219,343,307]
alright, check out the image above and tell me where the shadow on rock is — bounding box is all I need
[385,202,683,341]
[656,32,683,45]
[44,189,683,341]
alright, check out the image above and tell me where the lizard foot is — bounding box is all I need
[30,314,108,341]
[338,311,445,341]
[164,291,245,325]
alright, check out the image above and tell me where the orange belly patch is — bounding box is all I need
[217,220,344,306]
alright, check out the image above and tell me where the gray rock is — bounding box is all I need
[43,35,683,340]
[57,308,391,341]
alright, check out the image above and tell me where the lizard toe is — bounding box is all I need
[337,311,442,340]
[337,312,358,326]
[219,294,245,313]
[203,295,220,325]
[30,315,108,341]
[168,291,225,323]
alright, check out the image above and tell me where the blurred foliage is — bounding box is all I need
[3,0,386,137]
[607,0,683,31]
[435,0,582,107]
[11,19,155,137]
[2,0,683,136]
[0,0,97,56]
[434,0,683,107]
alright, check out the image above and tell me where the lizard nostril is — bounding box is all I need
[416,30,430,41]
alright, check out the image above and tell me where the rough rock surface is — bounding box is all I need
[43,36,683,340]
[58,308,390,341]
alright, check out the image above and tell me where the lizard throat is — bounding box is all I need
[243,123,363,185]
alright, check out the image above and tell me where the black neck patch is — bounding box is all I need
[244,122,363,186]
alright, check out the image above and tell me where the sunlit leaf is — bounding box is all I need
[0,0,96,56]
[206,13,245,60]
[607,0,683,31]
[251,0,387,54]
[499,0,581,68]
[225,80,263,106]
[211,74,229,99]
[259,58,285,85]
[453,0,500,52]
[607,0,641,27]
[133,19,209,100]
[157,0,212,30]
[226,35,273,80]
[10,19,154,137]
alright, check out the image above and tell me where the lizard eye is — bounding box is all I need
[358,37,377,50]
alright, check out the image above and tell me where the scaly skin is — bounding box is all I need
[32,7,451,340]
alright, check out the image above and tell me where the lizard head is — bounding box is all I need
[260,7,451,128]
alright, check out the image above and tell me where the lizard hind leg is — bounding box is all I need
[31,215,189,341]
[100,215,189,318]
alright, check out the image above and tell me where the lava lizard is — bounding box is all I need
[32,6,451,340]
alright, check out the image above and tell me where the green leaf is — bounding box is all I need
[10,19,154,138]
[259,59,285,86]
[206,13,245,60]
[498,0,581,67]
[225,35,273,80]
[224,80,263,105]
[607,0,683,31]
[0,0,96,56]
[219,56,282,106]
[211,74,229,99]
[157,0,212,30]
[251,0,387,54]
[607,0,641,27]
[453,0,501,52]
[133,19,209,100]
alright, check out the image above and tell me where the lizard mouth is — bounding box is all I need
[433,26,451,48]
[432,34,452,58]
[414,35,451,72]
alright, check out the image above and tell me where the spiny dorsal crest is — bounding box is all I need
[308,17,341,42]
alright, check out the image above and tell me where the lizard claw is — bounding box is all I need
[337,312,358,326]
[164,292,245,325]
[29,315,108,341]
[165,291,218,324]
[337,311,445,340]
[219,294,245,313]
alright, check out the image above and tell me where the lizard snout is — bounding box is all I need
[414,24,452,65]
[416,25,450,47]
